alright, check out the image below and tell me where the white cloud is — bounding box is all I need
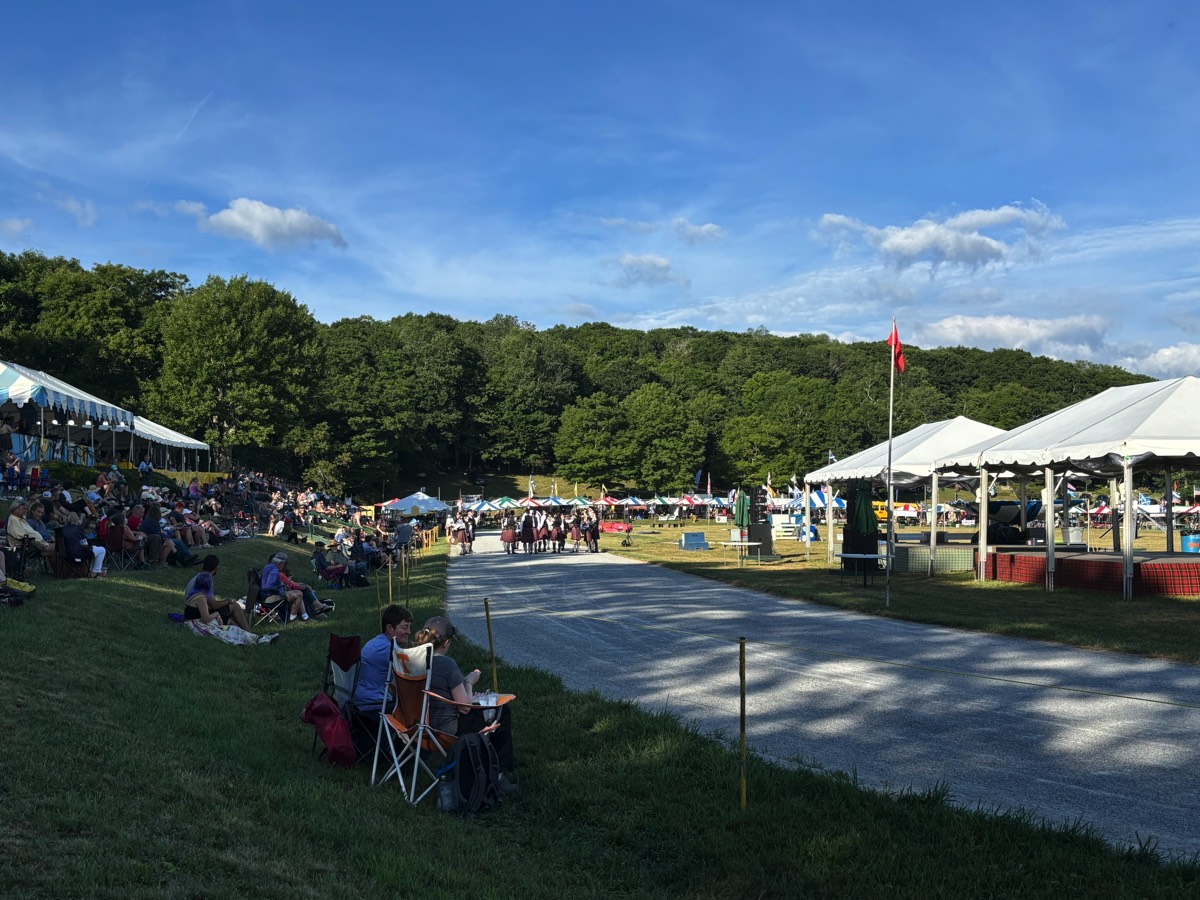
[0,218,32,239]
[610,253,689,289]
[818,201,1064,270]
[1117,343,1200,377]
[203,198,346,249]
[155,197,346,250]
[52,195,97,227]
[672,217,723,244]
[914,314,1108,359]
[601,216,657,233]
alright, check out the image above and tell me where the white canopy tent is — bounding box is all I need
[383,491,450,515]
[803,416,1004,566]
[934,375,1200,599]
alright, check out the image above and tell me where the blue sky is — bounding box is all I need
[4,1,1200,375]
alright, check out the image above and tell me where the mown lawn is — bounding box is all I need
[1,534,1198,898]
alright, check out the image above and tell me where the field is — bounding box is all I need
[2,532,1198,898]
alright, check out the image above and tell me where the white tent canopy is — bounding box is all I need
[383,491,450,514]
[132,416,209,451]
[932,376,1200,600]
[934,376,1200,476]
[805,416,1003,485]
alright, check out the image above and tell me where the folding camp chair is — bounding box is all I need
[310,556,343,590]
[245,566,291,626]
[312,633,364,760]
[104,528,138,572]
[370,642,455,805]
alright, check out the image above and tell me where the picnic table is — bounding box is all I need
[719,541,762,567]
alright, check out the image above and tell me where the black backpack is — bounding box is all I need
[448,731,501,814]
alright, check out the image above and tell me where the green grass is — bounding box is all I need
[2,535,1198,897]
[611,524,1200,663]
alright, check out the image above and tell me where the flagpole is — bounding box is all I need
[885,317,896,609]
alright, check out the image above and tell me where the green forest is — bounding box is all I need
[0,249,1152,496]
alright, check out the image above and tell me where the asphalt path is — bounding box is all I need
[445,531,1200,856]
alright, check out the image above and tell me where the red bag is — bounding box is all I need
[301,692,356,767]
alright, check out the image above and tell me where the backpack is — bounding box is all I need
[447,731,501,814]
[300,692,356,768]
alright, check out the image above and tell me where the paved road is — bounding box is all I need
[445,532,1200,855]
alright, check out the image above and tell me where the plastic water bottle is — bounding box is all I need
[438,777,455,811]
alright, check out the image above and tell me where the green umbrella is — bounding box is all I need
[734,488,750,529]
[849,479,877,536]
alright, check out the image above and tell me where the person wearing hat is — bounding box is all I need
[259,552,309,622]
[414,615,517,785]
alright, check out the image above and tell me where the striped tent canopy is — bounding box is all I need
[518,496,542,507]
[464,499,499,512]
[493,496,522,509]
[568,496,592,507]
[618,496,648,506]
[542,496,570,506]
[0,360,135,428]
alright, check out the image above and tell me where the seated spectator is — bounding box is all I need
[168,502,207,547]
[183,556,253,630]
[187,477,204,501]
[415,615,516,788]
[26,500,55,544]
[103,465,127,501]
[259,552,307,622]
[274,553,333,618]
[350,604,413,756]
[61,512,106,577]
[312,540,354,588]
[137,454,154,476]
[7,498,54,558]
[138,503,188,566]
[126,503,145,531]
[107,513,147,566]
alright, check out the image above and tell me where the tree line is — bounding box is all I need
[0,249,1151,496]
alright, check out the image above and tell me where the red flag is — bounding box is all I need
[887,320,906,372]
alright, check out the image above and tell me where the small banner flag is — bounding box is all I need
[887,319,906,372]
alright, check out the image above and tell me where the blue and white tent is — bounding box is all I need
[0,360,135,428]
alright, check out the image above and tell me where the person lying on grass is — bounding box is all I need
[183,556,253,630]
[416,615,516,792]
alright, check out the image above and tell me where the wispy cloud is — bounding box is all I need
[1118,343,1200,377]
[0,218,32,240]
[176,90,214,141]
[672,217,723,244]
[601,216,657,233]
[818,201,1064,270]
[51,195,97,227]
[610,253,689,289]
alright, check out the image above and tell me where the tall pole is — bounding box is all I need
[885,319,896,608]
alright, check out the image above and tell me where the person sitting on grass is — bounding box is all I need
[184,570,279,645]
[140,503,200,566]
[415,615,516,794]
[259,552,308,622]
[183,556,254,630]
[169,501,208,547]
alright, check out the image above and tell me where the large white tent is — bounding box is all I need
[803,416,1004,565]
[934,375,1200,599]
[383,491,450,515]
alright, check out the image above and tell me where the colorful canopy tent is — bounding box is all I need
[518,497,542,507]
[934,375,1200,598]
[493,496,523,509]
[383,491,450,515]
[542,496,570,507]
[464,499,500,512]
[568,496,592,507]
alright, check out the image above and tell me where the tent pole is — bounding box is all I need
[1018,479,1027,533]
[826,486,835,565]
[1109,477,1121,552]
[977,466,988,581]
[1165,468,1174,553]
[803,483,810,562]
[928,471,938,577]
[1044,467,1055,592]
[1060,473,1070,544]
[1123,460,1135,601]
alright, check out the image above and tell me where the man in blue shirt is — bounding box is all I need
[350,604,412,759]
